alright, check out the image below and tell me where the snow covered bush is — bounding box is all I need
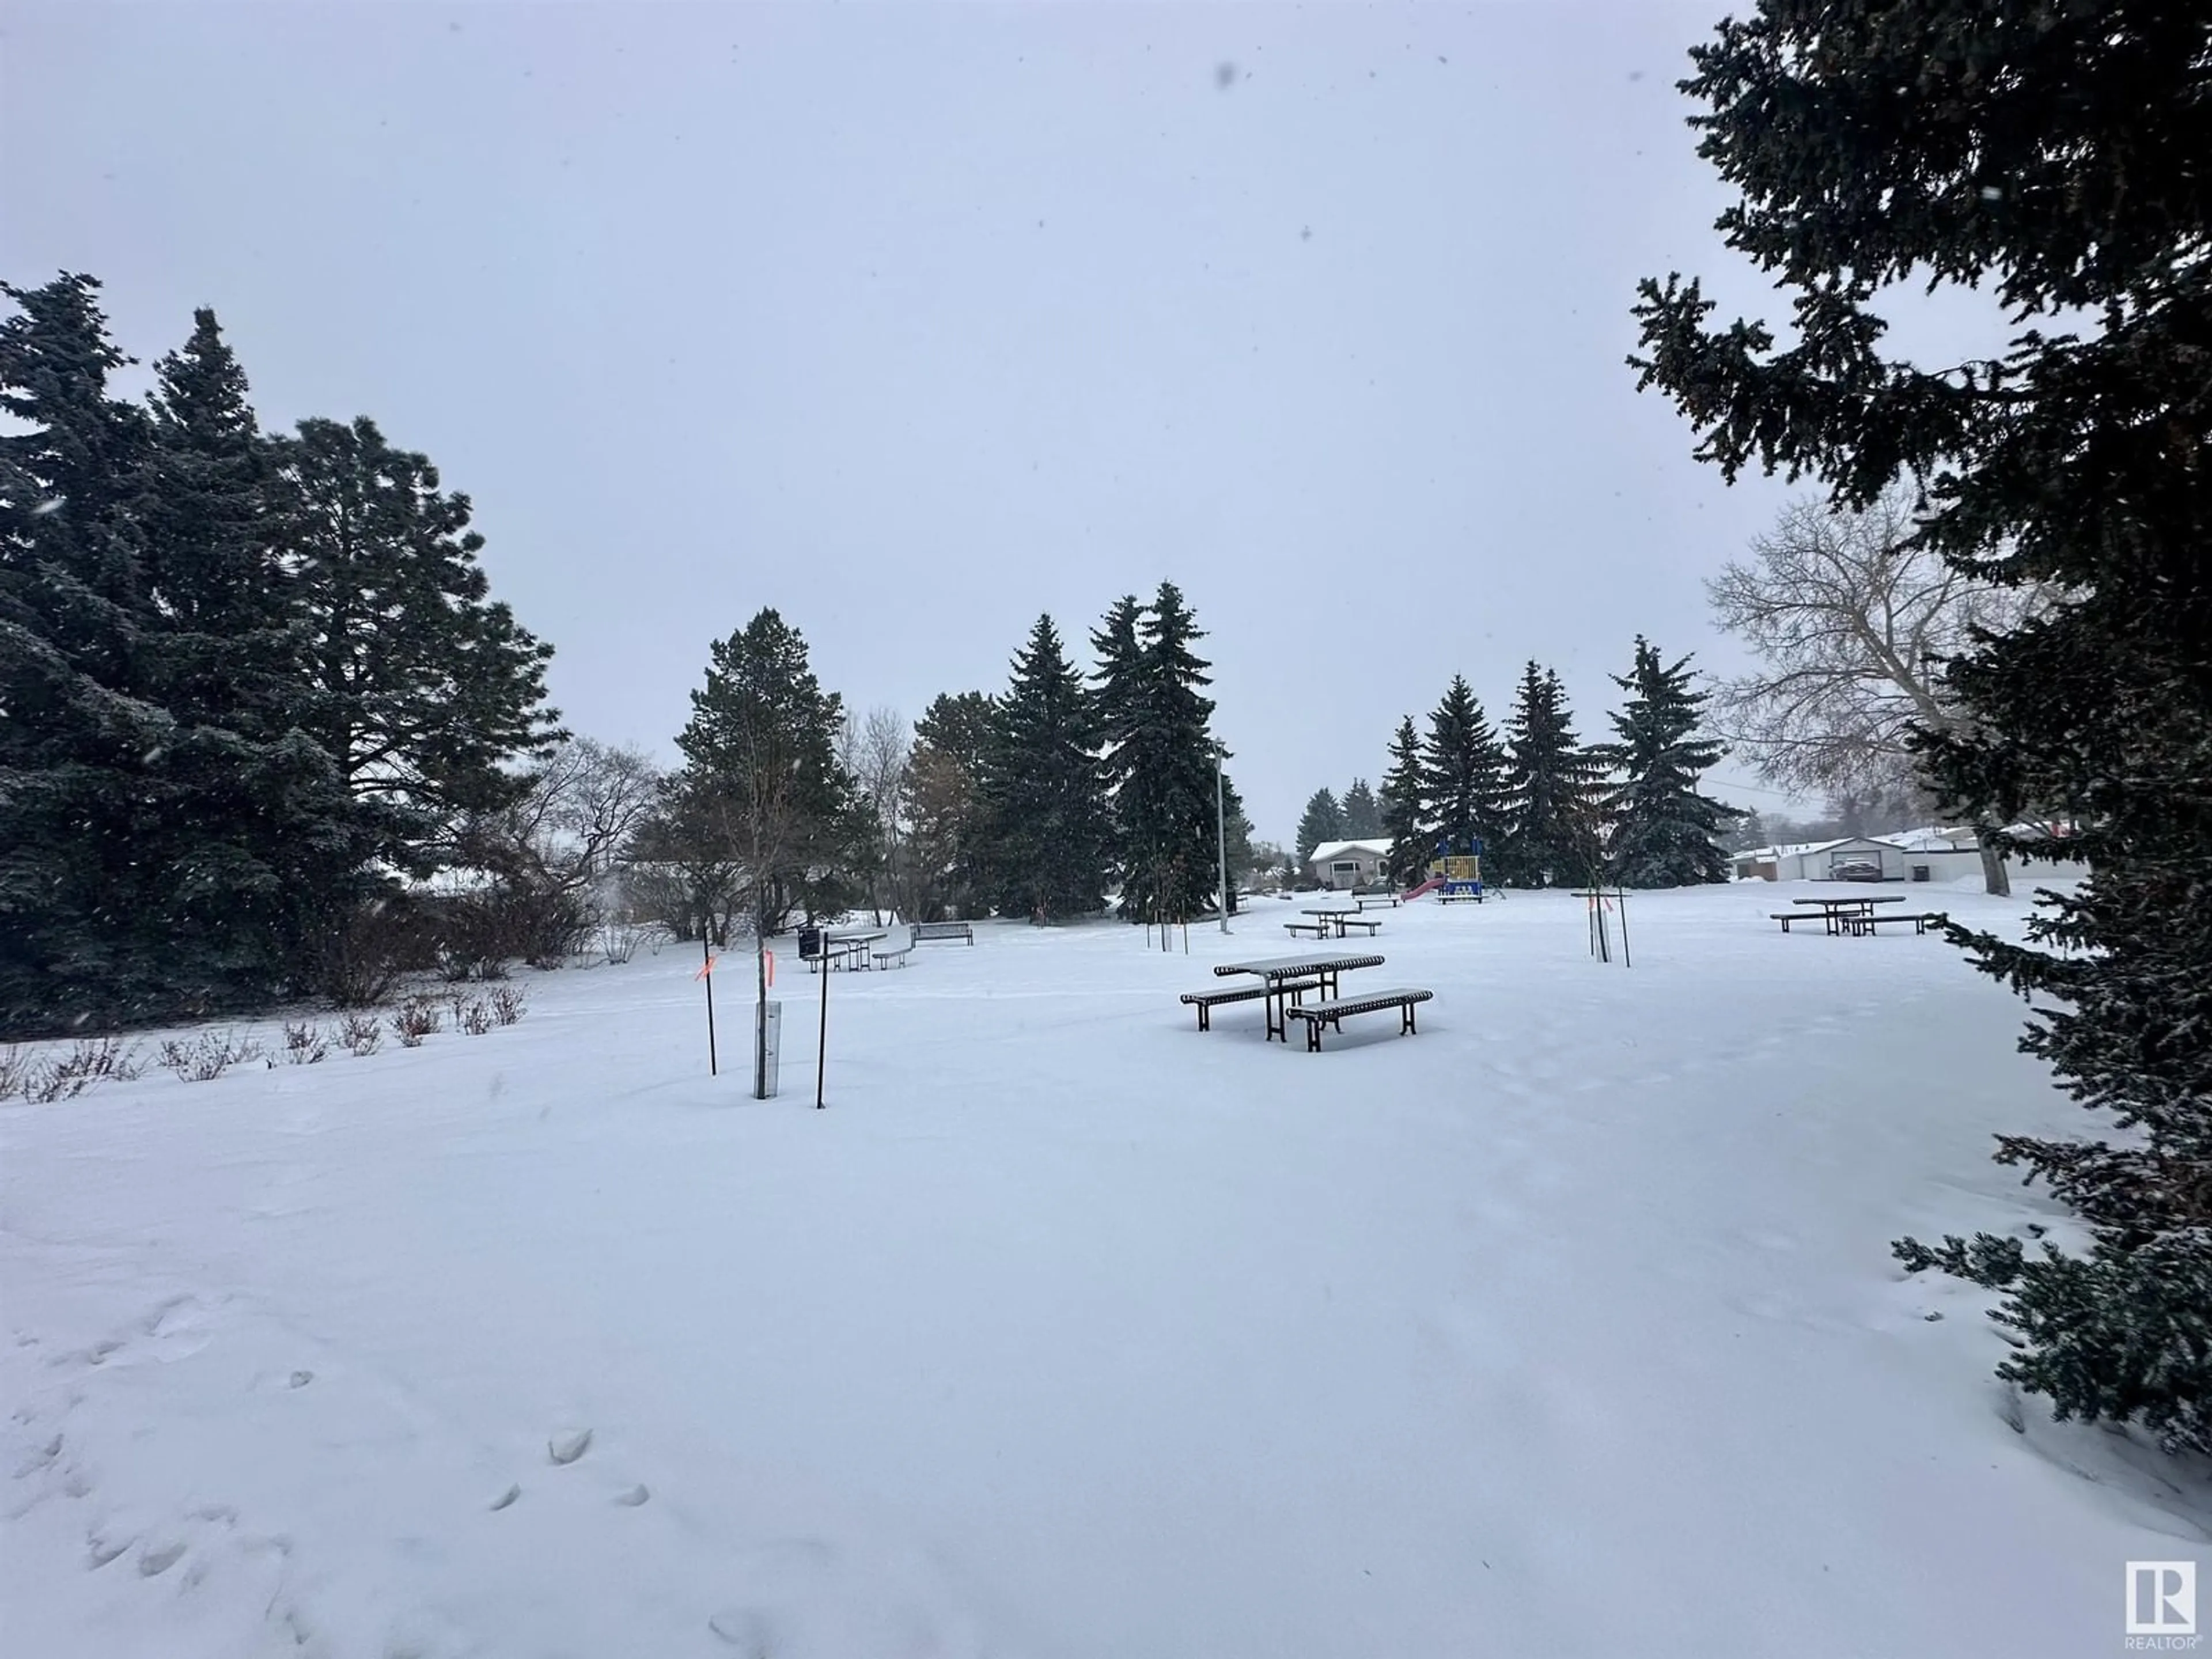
[281,1020,331,1065]
[389,998,442,1047]
[157,1030,264,1082]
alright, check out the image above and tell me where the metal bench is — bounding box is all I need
[1842,911,1948,937]
[871,942,915,968]
[1437,892,1483,904]
[1282,987,1434,1051]
[1333,916,1383,936]
[1770,912,1823,933]
[1179,978,1321,1032]
[1283,920,1331,938]
[911,921,974,944]
[1355,894,1400,910]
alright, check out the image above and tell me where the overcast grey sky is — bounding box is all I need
[8,1,1831,841]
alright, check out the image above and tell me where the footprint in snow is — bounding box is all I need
[613,1484,649,1506]
[548,1428,592,1465]
[86,1532,132,1570]
[138,1539,187,1577]
[489,1483,521,1512]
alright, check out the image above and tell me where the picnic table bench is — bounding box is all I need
[1355,893,1400,910]
[1437,891,1483,904]
[872,937,916,968]
[1283,987,1434,1051]
[1285,919,1331,939]
[1840,910,1947,937]
[911,921,974,944]
[1180,977,1323,1031]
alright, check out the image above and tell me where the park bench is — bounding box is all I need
[1332,916,1383,937]
[871,941,915,968]
[1179,978,1322,1032]
[1437,892,1483,904]
[1284,920,1331,938]
[1355,894,1399,910]
[911,921,974,944]
[1770,912,1824,933]
[1842,911,1947,937]
[1283,987,1434,1051]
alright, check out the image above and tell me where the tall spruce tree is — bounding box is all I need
[1600,637,1739,888]
[1422,675,1509,864]
[0,274,171,1031]
[1378,715,1431,887]
[1340,778,1382,839]
[270,415,560,870]
[671,608,865,938]
[1295,788,1344,865]
[1633,1,2211,1449]
[1498,663,1603,888]
[1089,593,1146,887]
[982,615,1112,919]
[138,311,377,1003]
[900,691,997,921]
[1113,582,1221,923]
[1217,770,1253,916]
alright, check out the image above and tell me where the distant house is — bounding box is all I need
[1730,825,2072,885]
[1306,838,1393,890]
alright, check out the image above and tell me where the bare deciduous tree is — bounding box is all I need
[1708,488,2039,895]
[445,737,664,969]
[846,706,910,922]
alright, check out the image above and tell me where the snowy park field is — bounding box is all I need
[3,881,2205,1658]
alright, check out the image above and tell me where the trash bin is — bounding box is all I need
[798,926,823,965]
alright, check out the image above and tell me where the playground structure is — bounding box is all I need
[1429,836,1484,902]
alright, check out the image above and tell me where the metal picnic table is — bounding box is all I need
[806,929,887,971]
[1214,950,1385,1043]
[1790,894,1906,936]
[1298,908,1384,939]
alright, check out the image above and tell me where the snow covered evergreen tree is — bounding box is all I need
[1378,715,1430,888]
[982,615,1112,920]
[1497,663,1602,889]
[1294,788,1343,866]
[138,310,380,1006]
[1340,778,1381,839]
[0,274,172,1031]
[669,608,866,935]
[1088,593,1145,889]
[1111,582,1221,924]
[1635,0,2212,1450]
[1599,637,1738,888]
[900,691,996,921]
[1421,675,1509,866]
[269,415,561,870]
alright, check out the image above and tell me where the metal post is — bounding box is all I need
[1215,749,1231,933]
[703,934,718,1077]
[815,931,830,1109]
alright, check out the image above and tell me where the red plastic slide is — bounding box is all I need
[1402,877,1445,901]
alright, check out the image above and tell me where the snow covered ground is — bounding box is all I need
[3,881,2205,1658]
